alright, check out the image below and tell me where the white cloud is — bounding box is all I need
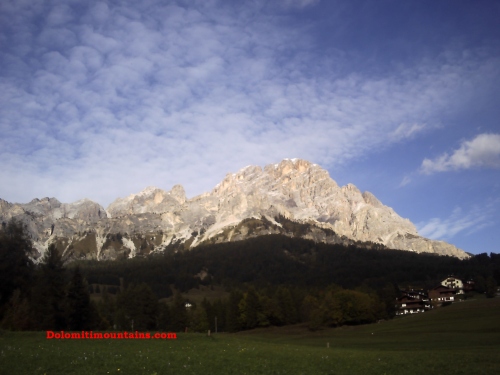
[0,0,499,207]
[391,123,428,141]
[281,0,320,9]
[416,201,498,241]
[398,176,411,188]
[421,133,500,174]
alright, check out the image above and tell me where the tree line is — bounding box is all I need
[1,219,498,332]
[78,233,500,296]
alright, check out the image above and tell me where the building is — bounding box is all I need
[395,289,431,315]
[463,280,475,293]
[429,285,456,304]
[441,277,464,294]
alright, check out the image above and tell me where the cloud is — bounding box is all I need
[0,0,499,207]
[421,133,500,174]
[398,176,411,188]
[391,123,428,142]
[416,201,498,241]
[281,0,320,9]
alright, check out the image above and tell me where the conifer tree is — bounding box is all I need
[486,276,498,298]
[67,266,92,330]
[261,294,282,326]
[157,302,172,331]
[212,298,227,332]
[226,290,243,332]
[133,283,159,330]
[275,286,298,325]
[474,275,487,294]
[0,219,34,320]
[96,287,116,330]
[1,289,33,330]
[239,287,264,329]
[199,298,216,331]
[116,283,159,330]
[31,244,67,330]
[189,305,210,332]
[170,291,188,332]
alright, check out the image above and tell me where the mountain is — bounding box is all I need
[0,159,469,261]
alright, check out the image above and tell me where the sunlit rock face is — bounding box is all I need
[0,159,469,262]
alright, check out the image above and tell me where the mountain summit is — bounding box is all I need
[0,159,469,260]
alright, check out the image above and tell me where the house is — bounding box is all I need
[463,280,475,293]
[404,289,429,301]
[441,277,464,294]
[395,296,430,315]
[429,285,456,304]
[395,289,431,315]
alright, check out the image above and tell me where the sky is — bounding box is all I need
[1,0,499,255]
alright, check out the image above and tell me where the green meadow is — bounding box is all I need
[1,298,499,375]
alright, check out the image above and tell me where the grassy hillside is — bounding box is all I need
[1,298,498,375]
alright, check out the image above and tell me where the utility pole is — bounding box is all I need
[215,316,217,334]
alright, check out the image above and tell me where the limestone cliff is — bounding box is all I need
[0,159,469,261]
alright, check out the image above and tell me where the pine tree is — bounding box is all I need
[212,298,227,332]
[132,283,159,330]
[189,306,209,332]
[96,287,116,330]
[157,302,172,331]
[486,276,498,298]
[116,283,159,330]
[31,244,67,330]
[475,276,487,293]
[275,286,298,325]
[170,291,188,332]
[239,287,263,329]
[1,289,33,330]
[200,298,214,329]
[261,295,282,326]
[67,267,92,330]
[0,219,34,320]
[226,290,243,332]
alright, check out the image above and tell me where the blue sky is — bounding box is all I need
[1,0,499,254]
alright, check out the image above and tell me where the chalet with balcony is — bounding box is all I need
[441,276,464,294]
[463,280,475,293]
[429,285,456,304]
[395,289,431,315]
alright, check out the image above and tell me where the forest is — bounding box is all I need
[1,219,499,333]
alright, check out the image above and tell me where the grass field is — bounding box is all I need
[1,298,499,375]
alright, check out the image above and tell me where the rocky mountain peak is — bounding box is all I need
[273,158,312,175]
[170,184,186,204]
[0,158,470,261]
[107,184,187,216]
[362,191,383,208]
[341,183,363,198]
[137,186,159,197]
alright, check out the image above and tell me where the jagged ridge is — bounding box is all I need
[0,159,469,261]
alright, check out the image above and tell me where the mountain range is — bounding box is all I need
[0,159,469,261]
